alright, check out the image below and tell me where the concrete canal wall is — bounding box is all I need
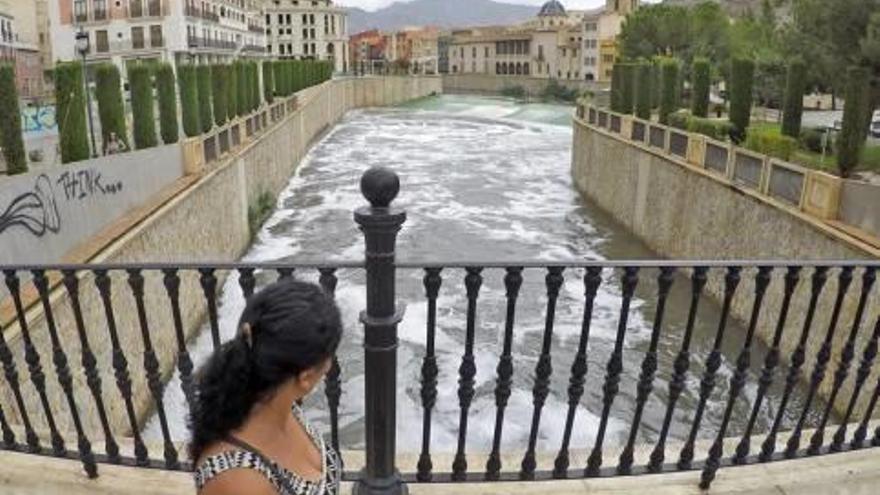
[0,76,442,437]
[571,109,880,419]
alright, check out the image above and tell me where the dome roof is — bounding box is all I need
[538,0,567,16]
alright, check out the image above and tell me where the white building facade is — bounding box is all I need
[263,0,348,72]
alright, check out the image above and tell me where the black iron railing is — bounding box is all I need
[0,169,878,494]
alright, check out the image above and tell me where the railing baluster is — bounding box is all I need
[760,267,828,461]
[127,269,178,469]
[198,268,222,351]
[657,266,714,471]
[62,270,120,464]
[618,267,675,474]
[32,270,97,477]
[809,267,875,454]
[452,267,483,481]
[841,312,880,449]
[418,267,443,482]
[163,269,195,411]
[238,267,256,299]
[785,267,854,457]
[553,267,602,478]
[0,398,14,448]
[318,268,342,465]
[700,266,773,489]
[520,267,565,480]
[4,270,65,456]
[0,273,38,453]
[586,266,639,476]
[94,270,148,466]
[277,267,296,280]
[734,267,800,463]
[485,267,524,480]
[852,317,880,449]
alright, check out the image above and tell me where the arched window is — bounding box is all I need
[523,63,530,76]
[496,62,501,75]
[501,63,508,75]
[515,63,522,75]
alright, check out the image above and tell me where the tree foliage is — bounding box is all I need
[728,57,755,143]
[94,63,128,152]
[0,65,26,173]
[781,59,807,138]
[128,63,157,150]
[660,59,680,124]
[691,57,711,118]
[55,62,91,163]
[197,65,213,132]
[635,63,653,120]
[156,63,179,145]
[178,65,201,137]
[838,66,871,177]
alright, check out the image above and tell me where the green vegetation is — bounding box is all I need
[238,62,249,115]
[728,57,755,144]
[781,59,806,138]
[128,63,157,150]
[635,63,652,120]
[55,62,90,163]
[691,57,711,118]
[837,66,871,177]
[178,65,201,137]
[94,63,128,152]
[800,127,831,155]
[263,61,275,103]
[156,63,179,145]
[669,110,733,141]
[610,63,623,112]
[0,65,26,173]
[541,79,579,103]
[197,65,213,132]
[745,127,799,161]
[659,59,680,124]
[248,190,275,240]
[229,61,239,117]
[500,85,527,99]
[212,64,229,126]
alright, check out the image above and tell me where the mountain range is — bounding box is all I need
[347,0,538,33]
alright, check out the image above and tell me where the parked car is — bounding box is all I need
[872,110,880,138]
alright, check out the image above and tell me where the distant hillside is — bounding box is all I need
[663,0,790,18]
[348,0,537,33]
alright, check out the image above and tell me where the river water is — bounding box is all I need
[145,95,821,457]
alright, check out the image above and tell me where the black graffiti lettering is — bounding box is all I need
[56,169,121,201]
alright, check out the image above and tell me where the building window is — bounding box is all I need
[148,0,161,17]
[132,26,145,49]
[523,63,530,75]
[74,0,88,22]
[472,47,476,58]
[150,25,163,47]
[96,30,109,52]
[94,0,108,20]
[485,47,489,57]
[130,0,143,18]
[302,14,308,24]
[280,44,286,54]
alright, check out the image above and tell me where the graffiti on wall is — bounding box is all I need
[21,105,58,134]
[0,170,124,237]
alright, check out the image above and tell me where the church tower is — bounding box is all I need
[606,0,639,15]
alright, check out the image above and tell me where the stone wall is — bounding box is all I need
[571,116,880,419]
[442,73,605,97]
[0,76,443,438]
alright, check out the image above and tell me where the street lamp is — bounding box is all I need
[75,29,98,157]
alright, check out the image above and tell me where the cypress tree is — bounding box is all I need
[212,64,228,126]
[0,64,26,173]
[156,63,179,145]
[610,63,623,112]
[228,61,240,116]
[177,65,200,137]
[55,61,91,163]
[128,63,157,149]
[837,66,871,178]
[728,57,755,143]
[652,58,662,110]
[635,63,652,120]
[197,64,213,132]
[237,62,248,115]
[273,61,284,97]
[263,61,275,103]
[659,59,680,125]
[620,63,636,114]
[781,59,807,138]
[691,57,711,118]
[94,63,128,153]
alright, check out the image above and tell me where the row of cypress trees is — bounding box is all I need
[51,59,333,165]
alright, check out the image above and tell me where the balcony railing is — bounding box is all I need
[129,0,143,18]
[187,35,237,50]
[0,167,878,493]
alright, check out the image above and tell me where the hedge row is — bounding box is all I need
[55,62,90,163]
[94,64,128,152]
[156,63,179,145]
[691,58,711,118]
[0,64,26,173]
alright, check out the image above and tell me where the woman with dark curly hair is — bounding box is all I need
[189,279,343,495]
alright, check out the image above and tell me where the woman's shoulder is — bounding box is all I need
[195,442,277,495]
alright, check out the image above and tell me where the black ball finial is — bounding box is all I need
[360,167,400,208]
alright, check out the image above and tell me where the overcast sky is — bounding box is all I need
[336,0,660,12]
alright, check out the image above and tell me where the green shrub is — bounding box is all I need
[745,129,798,161]
[652,58,662,109]
[800,127,833,154]
[197,65,213,132]
[55,62,91,163]
[610,63,624,112]
[688,117,733,141]
[668,110,689,130]
[128,63,157,150]
[94,63,128,152]
[263,61,274,103]
[659,59,680,125]
[239,62,249,114]
[691,58,711,118]
[620,63,636,114]
[211,64,228,126]
[155,63,178,145]
[0,65,26,173]
[728,57,755,144]
[177,65,200,137]
[837,66,871,177]
[228,61,240,116]
[542,79,578,102]
[635,63,652,120]
[781,60,806,138]
[251,62,261,110]
[274,61,286,97]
